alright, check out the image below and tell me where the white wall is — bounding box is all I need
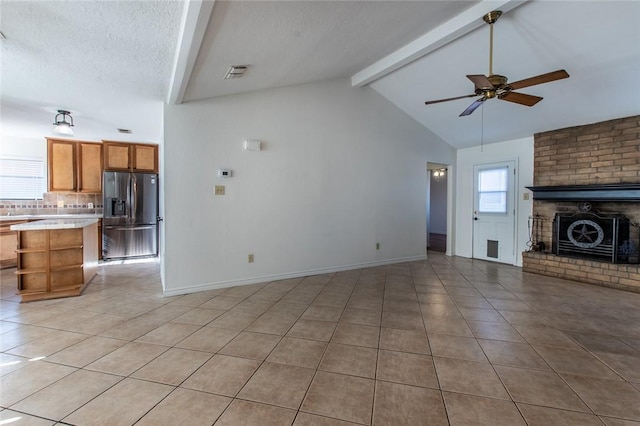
[455,137,534,266]
[0,136,46,158]
[162,78,455,295]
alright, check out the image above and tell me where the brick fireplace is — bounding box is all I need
[522,115,640,292]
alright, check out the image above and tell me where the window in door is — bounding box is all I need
[477,167,508,214]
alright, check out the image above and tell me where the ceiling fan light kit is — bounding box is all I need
[424,10,569,117]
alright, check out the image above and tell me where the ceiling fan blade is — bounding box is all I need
[508,69,569,90]
[499,91,543,107]
[467,74,493,89]
[459,98,486,116]
[425,93,477,106]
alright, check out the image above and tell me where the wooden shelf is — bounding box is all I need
[15,224,98,302]
[50,245,83,251]
[15,268,47,275]
[50,264,83,272]
[18,283,87,303]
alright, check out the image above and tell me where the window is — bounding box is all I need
[477,167,508,213]
[0,156,45,200]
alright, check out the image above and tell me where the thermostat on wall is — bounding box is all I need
[244,140,261,151]
[218,169,232,178]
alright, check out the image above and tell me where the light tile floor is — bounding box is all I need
[1,252,640,425]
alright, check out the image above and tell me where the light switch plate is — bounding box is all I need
[57,200,64,208]
[523,193,530,200]
[215,185,225,195]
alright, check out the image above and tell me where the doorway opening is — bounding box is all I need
[427,163,449,253]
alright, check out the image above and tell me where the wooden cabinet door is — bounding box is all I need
[1,220,29,269]
[103,142,131,171]
[77,142,103,193]
[133,144,158,172]
[0,231,18,268]
[48,139,76,192]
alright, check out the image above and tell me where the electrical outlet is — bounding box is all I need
[215,185,225,195]
[88,202,94,209]
[57,200,64,208]
[376,243,380,250]
[248,254,254,263]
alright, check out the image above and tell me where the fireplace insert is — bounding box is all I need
[553,212,639,264]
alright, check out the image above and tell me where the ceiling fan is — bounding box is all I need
[424,10,569,117]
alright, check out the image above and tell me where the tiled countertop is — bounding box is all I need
[10,218,99,231]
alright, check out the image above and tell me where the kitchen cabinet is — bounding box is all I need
[1,220,30,269]
[13,219,98,302]
[103,141,158,173]
[47,138,103,193]
[77,142,103,192]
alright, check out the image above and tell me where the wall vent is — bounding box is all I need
[224,65,249,80]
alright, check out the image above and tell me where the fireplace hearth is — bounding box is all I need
[553,211,638,264]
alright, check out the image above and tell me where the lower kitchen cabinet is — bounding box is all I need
[1,220,30,269]
[14,220,98,302]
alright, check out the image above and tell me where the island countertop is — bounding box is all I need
[0,213,102,222]
[10,218,99,231]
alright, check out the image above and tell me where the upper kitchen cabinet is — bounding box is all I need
[77,142,103,192]
[132,144,158,172]
[47,138,103,193]
[103,141,158,173]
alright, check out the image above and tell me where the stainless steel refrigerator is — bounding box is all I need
[103,171,158,260]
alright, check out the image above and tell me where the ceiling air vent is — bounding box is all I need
[224,65,249,80]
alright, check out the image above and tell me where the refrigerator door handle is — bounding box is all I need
[127,174,132,222]
[108,226,155,231]
[131,174,138,222]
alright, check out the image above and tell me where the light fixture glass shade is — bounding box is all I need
[53,123,74,136]
[53,110,74,136]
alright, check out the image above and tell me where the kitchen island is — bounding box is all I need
[10,218,99,302]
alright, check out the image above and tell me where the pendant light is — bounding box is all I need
[53,110,74,136]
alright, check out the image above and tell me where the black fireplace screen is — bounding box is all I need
[553,212,639,264]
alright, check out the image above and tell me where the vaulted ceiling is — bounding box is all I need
[2,1,639,148]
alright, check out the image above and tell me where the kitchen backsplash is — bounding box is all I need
[0,193,103,216]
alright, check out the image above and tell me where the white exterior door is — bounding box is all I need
[472,161,516,264]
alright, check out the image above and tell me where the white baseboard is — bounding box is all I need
[162,255,427,297]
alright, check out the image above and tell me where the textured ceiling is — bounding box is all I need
[1,0,182,142]
[2,1,639,150]
[183,1,477,102]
